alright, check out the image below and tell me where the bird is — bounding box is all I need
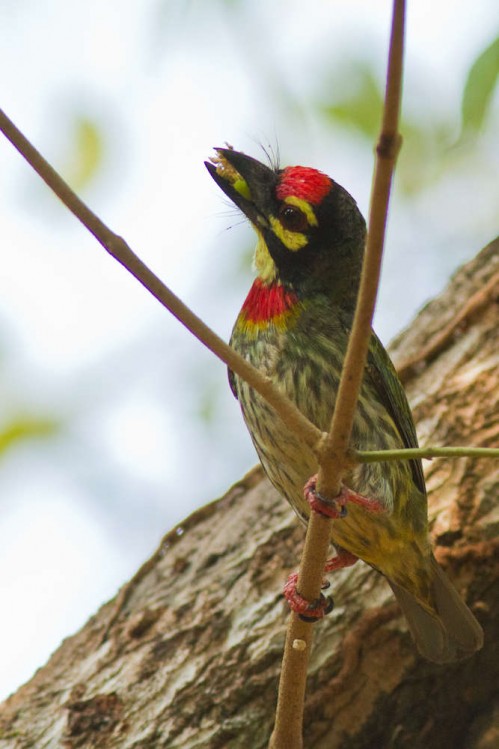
[205,147,483,663]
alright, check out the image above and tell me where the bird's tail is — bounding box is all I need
[388,554,483,663]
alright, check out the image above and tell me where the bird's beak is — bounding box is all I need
[205,147,276,229]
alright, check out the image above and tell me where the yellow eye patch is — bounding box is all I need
[269,196,316,251]
[283,196,318,227]
[269,216,308,251]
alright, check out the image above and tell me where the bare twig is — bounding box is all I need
[355,446,499,463]
[0,108,322,455]
[269,3,406,747]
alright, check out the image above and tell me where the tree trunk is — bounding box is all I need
[0,240,497,749]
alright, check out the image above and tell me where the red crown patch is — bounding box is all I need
[276,166,331,205]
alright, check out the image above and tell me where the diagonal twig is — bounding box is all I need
[0,108,322,455]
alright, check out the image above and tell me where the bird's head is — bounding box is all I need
[206,147,366,305]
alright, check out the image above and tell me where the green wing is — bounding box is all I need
[366,332,426,495]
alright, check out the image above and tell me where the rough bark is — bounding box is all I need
[0,239,497,749]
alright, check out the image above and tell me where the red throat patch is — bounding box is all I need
[276,166,331,204]
[240,278,299,326]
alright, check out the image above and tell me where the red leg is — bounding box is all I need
[304,475,385,518]
[324,548,358,573]
[343,487,385,514]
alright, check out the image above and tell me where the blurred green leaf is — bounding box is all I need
[319,56,491,197]
[197,383,219,425]
[321,65,383,139]
[66,116,104,190]
[0,416,60,457]
[395,119,457,196]
[461,36,499,135]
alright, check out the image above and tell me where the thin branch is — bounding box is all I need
[0,108,322,455]
[269,3,406,748]
[354,446,499,463]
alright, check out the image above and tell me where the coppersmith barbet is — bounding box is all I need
[206,147,483,663]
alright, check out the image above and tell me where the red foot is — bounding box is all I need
[283,551,358,621]
[283,572,334,621]
[304,475,385,518]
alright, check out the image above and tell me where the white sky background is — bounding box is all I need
[0,0,497,700]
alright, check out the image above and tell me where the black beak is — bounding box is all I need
[205,148,276,228]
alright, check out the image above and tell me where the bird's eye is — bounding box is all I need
[278,204,309,233]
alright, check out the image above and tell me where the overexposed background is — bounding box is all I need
[0,0,497,700]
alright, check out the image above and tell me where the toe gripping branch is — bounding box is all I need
[283,571,334,622]
[283,476,383,622]
[304,475,385,519]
